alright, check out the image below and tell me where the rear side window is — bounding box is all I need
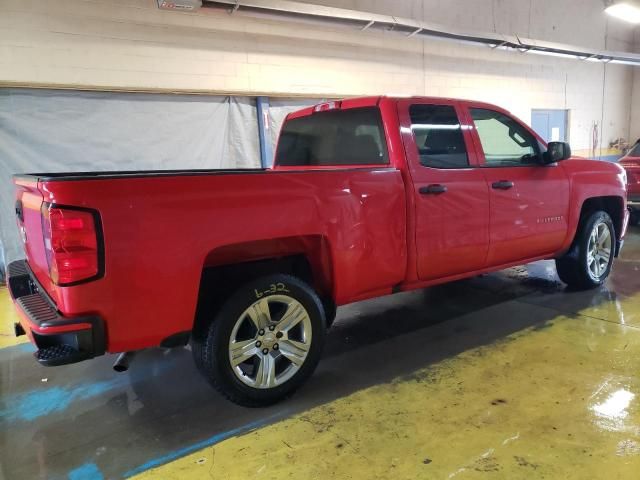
[275,107,388,166]
[409,104,468,169]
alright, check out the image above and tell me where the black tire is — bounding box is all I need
[190,336,206,374]
[194,274,326,407]
[555,210,616,289]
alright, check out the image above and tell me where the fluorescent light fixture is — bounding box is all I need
[605,2,640,24]
[526,49,580,60]
[610,58,640,65]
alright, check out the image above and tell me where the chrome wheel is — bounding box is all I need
[228,295,312,389]
[587,221,612,281]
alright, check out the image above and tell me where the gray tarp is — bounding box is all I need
[0,89,260,279]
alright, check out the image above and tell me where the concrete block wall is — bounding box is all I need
[629,27,640,142]
[632,28,640,142]
[633,71,640,143]
[0,0,638,152]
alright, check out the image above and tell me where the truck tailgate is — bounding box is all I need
[14,178,58,304]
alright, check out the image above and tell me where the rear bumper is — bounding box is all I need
[7,260,105,366]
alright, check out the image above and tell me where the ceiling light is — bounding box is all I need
[609,58,640,65]
[605,2,640,24]
[526,49,580,59]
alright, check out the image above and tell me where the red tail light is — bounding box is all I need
[42,204,103,286]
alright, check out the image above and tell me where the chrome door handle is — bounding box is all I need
[492,180,514,190]
[419,184,448,194]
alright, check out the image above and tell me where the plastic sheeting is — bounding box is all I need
[0,89,260,280]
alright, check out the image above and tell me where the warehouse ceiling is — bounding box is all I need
[195,0,640,66]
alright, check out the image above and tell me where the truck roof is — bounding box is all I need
[288,96,512,120]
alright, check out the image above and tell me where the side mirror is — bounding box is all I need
[543,142,571,164]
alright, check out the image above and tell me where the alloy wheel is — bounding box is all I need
[228,295,312,389]
[587,221,612,281]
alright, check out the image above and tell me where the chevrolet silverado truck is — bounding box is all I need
[8,96,629,406]
[619,139,640,224]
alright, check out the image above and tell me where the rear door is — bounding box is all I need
[398,99,489,281]
[463,105,570,266]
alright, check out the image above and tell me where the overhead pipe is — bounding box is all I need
[200,0,640,66]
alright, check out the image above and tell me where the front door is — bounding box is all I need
[398,99,490,281]
[464,105,570,267]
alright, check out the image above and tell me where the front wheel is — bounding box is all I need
[555,210,616,289]
[194,274,326,407]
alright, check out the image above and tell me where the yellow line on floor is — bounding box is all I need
[0,286,27,349]
[133,294,640,479]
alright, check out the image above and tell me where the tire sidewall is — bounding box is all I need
[578,211,616,286]
[205,274,326,405]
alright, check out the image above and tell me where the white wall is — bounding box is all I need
[0,0,638,152]
[632,30,640,142]
[629,70,640,143]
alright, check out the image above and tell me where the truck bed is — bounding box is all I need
[15,167,407,352]
[14,168,266,182]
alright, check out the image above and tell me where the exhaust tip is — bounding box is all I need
[113,352,135,373]
[14,323,26,337]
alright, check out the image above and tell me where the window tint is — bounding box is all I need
[409,104,468,169]
[470,108,541,166]
[275,107,388,166]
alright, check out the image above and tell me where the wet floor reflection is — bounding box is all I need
[591,388,636,432]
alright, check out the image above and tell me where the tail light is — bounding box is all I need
[41,204,103,286]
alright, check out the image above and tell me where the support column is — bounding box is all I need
[256,96,273,168]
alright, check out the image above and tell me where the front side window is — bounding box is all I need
[470,108,541,167]
[275,107,388,166]
[409,104,468,169]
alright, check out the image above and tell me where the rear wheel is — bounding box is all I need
[194,274,326,407]
[555,210,615,289]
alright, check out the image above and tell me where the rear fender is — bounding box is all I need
[193,236,334,337]
[202,235,334,297]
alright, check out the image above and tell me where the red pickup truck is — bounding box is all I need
[619,139,640,224]
[8,96,629,406]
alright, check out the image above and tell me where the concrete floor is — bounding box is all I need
[1,227,640,479]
